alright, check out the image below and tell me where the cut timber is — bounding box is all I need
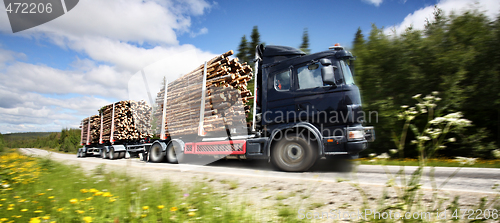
[154,49,253,137]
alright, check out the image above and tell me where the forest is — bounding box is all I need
[352,7,500,158]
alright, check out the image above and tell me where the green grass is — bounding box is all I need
[356,158,500,168]
[0,151,272,222]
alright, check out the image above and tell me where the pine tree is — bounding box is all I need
[248,26,261,63]
[299,28,311,54]
[353,27,365,48]
[236,35,249,64]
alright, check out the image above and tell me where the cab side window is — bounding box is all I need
[274,70,291,91]
[297,63,325,89]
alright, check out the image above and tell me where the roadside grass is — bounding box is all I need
[355,157,500,168]
[1,149,304,222]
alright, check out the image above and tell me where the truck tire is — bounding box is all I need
[119,151,125,159]
[271,133,317,172]
[149,143,164,163]
[101,149,108,159]
[166,142,179,164]
[77,150,81,158]
[81,151,86,158]
[109,147,120,160]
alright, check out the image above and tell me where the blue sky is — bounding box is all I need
[0,0,498,133]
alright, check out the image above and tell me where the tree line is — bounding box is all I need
[1,129,81,153]
[353,7,500,158]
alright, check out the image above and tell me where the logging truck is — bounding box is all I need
[78,44,375,172]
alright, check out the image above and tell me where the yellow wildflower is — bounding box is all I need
[13,196,19,199]
[170,207,178,212]
[69,199,78,204]
[102,192,112,197]
[188,212,195,217]
[142,206,149,210]
[18,199,26,203]
[42,216,50,220]
[109,198,116,203]
[29,218,40,223]
[80,189,88,193]
[21,209,28,212]
[46,189,53,191]
[140,214,147,218]
[94,192,103,196]
[34,210,43,213]
[76,210,85,214]
[0,198,5,201]
[157,205,165,209]
[48,196,54,199]
[0,218,7,222]
[57,208,64,212]
[7,207,13,211]
[38,193,45,196]
[89,189,98,193]
[86,197,93,201]
[83,216,92,223]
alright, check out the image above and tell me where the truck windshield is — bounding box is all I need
[340,60,355,85]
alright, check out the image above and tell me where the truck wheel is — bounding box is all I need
[81,151,86,158]
[271,133,317,172]
[166,142,179,164]
[77,150,81,158]
[119,151,125,159]
[102,149,108,159]
[149,143,164,163]
[109,147,116,160]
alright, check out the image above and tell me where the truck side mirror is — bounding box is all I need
[320,58,332,66]
[322,65,337,86]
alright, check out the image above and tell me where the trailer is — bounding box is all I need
[79,44,375,172]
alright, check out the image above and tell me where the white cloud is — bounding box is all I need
[363,0,383,7]
[385,0,500,35]
[190,27,209,38]
[0,0,220,133]
[1,0,213,45]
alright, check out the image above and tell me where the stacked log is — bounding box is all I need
[99,100,153,142]
[80,115,100,144]
[89,115,100,144]
[80,117,90,144]
[154,50,253,137]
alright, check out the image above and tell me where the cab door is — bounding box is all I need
[263,67,296,125]
[293,59,345,130]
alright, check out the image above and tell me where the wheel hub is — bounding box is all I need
[284,143,304,162]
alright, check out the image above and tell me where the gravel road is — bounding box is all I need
[19,148,500,221]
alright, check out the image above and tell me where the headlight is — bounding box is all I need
[348,130,364,141]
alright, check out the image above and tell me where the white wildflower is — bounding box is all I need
[423,95,435,101]
[448,138,456,142]
[411,140,418,144]
[376,153,390,159]
[492,150,500,159]
[417,136,431,141]
[401,105,409,109]
[432,91,439,95]
[389,149,398,154]
[454,157,477,165]
[412,94,422,99]
[368,153,377,157]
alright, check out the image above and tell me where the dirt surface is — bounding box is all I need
[21,148,500,222]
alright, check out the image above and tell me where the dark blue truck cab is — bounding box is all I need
[245,44,375,171]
